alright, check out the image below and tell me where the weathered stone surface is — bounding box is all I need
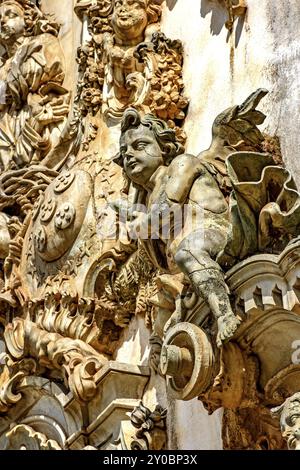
[0,0,299,451]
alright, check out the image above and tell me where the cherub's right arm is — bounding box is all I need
[165,154,204,204]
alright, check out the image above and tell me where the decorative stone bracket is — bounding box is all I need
[158,240,300,448]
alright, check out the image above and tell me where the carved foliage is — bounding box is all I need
[75,0,188,145]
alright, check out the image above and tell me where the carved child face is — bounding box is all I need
[281,401,300,450]
[120,125,164,187]
[0,2,25,42]
[112,0,148,43]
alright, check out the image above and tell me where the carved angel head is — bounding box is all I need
[0,1,26,41]
[272,393,300,450]
[116,108,183,187]
[112,0,148,43]
[0,0,59,43]
[111,0,161,43]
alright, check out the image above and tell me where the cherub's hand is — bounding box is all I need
[109,199,145,221]
[127,211,149,239]
[109,198,132,218]
[31,96,69,131]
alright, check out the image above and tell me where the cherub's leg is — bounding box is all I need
[173,231,241,347]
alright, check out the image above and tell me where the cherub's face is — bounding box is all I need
[282,406,300,450]
[0,3,25,42]
[120,125,164,187]
[112,0,148,42]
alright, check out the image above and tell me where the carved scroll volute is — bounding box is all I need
[75,0,114,19]
[3,318,105,405]
[75,0,93,19]
[6,425,62,450]
[160,322,215,401]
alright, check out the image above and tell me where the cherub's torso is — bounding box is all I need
[146,154,228,215]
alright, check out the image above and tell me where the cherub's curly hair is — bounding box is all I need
[1,0,60,37]
[116,108,184,167]
[112,0,161,24]
[146,0,162,24]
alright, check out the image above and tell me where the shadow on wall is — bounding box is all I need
[200,0,245,47]
[166,0,178,10]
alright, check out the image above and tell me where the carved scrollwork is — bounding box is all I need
[160,322,215,400]
[6,424,62,450]
[0,0,297,452]
[3,318,106,403]
[0,357,38,413]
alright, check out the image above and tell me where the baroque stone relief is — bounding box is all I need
[110,90,300,449]
[0,0,71,171]
[0,0,169,450]
[0,0,299,453]
[74,0,188,146]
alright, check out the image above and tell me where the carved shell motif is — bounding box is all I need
[32,170,93,262]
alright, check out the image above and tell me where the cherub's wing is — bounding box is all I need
[199,88,268,196]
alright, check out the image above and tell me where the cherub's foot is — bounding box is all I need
[216,314,241,348]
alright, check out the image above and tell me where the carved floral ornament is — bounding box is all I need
[74,0,188,145]
[0,0,298,453]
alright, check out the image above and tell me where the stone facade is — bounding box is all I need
[0,0,299,450]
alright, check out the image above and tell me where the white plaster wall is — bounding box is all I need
[114,316,151,366]
[173,400,223,449]
[161,0,300,185]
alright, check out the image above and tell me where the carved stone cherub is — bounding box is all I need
[272,393,300,450]
[115,108,241,347]
[0,0,70,170]
[103,0,162,118]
